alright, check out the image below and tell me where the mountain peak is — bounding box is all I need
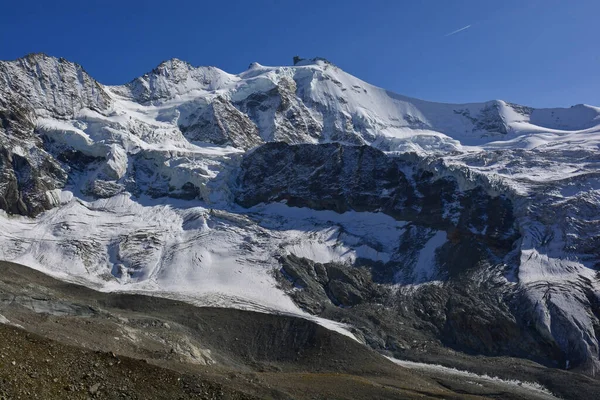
[248,62,264,69]
[0,52,109,117]
[12,52,85,70]
[151,58,194,76]
[120,58,235,103]
[18,52,52,62]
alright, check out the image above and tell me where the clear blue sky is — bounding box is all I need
[1,0,598,108]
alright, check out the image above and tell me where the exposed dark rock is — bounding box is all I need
[234,78,322,142]
[180,97,263,149]
[454,101,511,135]
[0,53,111,117]
[276,254,564,374]
[83,180,126,198]
[0,54,109,216]
[0,99,67,216]
[236,142,517,252]
[4,260,599,400]
[169,181,201,200]
[236,142,579,371]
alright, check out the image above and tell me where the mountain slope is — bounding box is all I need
[4,260,586,400]
[0,53,599,377]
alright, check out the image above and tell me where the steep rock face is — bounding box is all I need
[453,102,511,135]
[236,142,516,252]
[451,148,600,373]
[0,54,110,216]
[179,97,263,149]
[0,53,110,118]
[276,254,563,368]
[0,96,67,216]
[234,142,600,372]
[233,75,322,143]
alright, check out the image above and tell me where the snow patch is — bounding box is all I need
[412,231,447,283]
[387,357,559,399]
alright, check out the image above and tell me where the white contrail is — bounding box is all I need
[445,24,472,37]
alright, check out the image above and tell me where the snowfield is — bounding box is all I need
[0,193,372,340]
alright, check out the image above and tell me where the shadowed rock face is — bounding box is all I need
[276,253,564,368]
[234,142,600,375]
[0,54,109,216]
[235,142,517,254]
[0,98,67,216]
[234,142,574,368]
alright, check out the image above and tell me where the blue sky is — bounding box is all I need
[1,0,598,108]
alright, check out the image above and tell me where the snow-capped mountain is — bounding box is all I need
[1,53,600,375]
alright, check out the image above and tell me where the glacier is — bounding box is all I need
[0,53,599,374]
